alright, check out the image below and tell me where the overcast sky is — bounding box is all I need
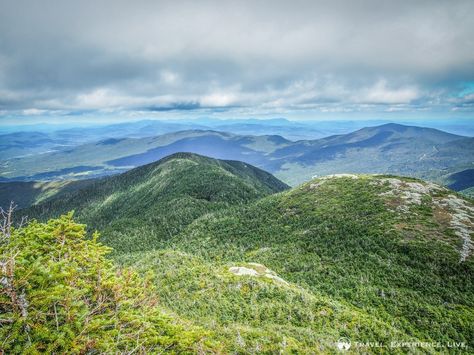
[0,0,473,122]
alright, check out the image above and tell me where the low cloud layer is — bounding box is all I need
[0,0,473,120]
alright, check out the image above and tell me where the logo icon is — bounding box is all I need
[337,337,351,350]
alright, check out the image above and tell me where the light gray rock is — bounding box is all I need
[228,266,259,276]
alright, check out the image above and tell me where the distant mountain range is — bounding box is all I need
[1,123,473,196]
[0,118,335,159]
[2,118,473,160]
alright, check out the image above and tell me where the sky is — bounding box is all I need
[0,0,473,124]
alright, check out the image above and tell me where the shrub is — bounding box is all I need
[0,212,213,354]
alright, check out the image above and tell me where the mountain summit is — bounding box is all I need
[165,173,474,349]
[23,153,289,253]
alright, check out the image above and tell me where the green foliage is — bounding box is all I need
[163,176,474,349]
[23,153,288,254]
[119,249,414,353]
[0,180,93,209]
[0,213,214,354]
[9,156,474,353]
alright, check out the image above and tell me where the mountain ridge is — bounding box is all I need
[1,123,473,196]
[19,152,289,254]
[162,173,474,348]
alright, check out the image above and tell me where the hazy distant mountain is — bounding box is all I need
[0,131,66,158]
[1,123,473,193]
[0,118,335,161]
[0,120,210,159]
[272,123,473,185]
[0,130,289,180]
[3,119,472,161]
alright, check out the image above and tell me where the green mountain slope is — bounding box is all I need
[0,179,93,209]
[273,123,473,186]
[119,249,415,353]
[447,169,474,197]
[12,157,474,352]
[23,153,289,254]
[159,174,474,349]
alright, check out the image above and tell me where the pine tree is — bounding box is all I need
[0,211,215,353]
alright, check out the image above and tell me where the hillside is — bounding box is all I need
[446,169,474,197]
[0,214,216,353]
[147,174,473,350]
[2,124,472,195]
[15,159,474,351]
[22,153,289,254]
[0,179,93,209]
[272,123,472,185]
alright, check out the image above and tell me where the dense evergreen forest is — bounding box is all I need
[1,154,473,353]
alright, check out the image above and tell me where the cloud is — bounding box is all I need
[201,93,239,107]
[354,80,420,105]
[0,0,473,118]
[22,108,47,115]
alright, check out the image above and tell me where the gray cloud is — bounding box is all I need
[0,0,473,117]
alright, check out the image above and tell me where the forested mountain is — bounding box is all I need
[20,153,289,254]
[0,179,93,209]
[2,124,473,195]
[271,123,473,186]
[6,155,473,352]
[158,174,474,350]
